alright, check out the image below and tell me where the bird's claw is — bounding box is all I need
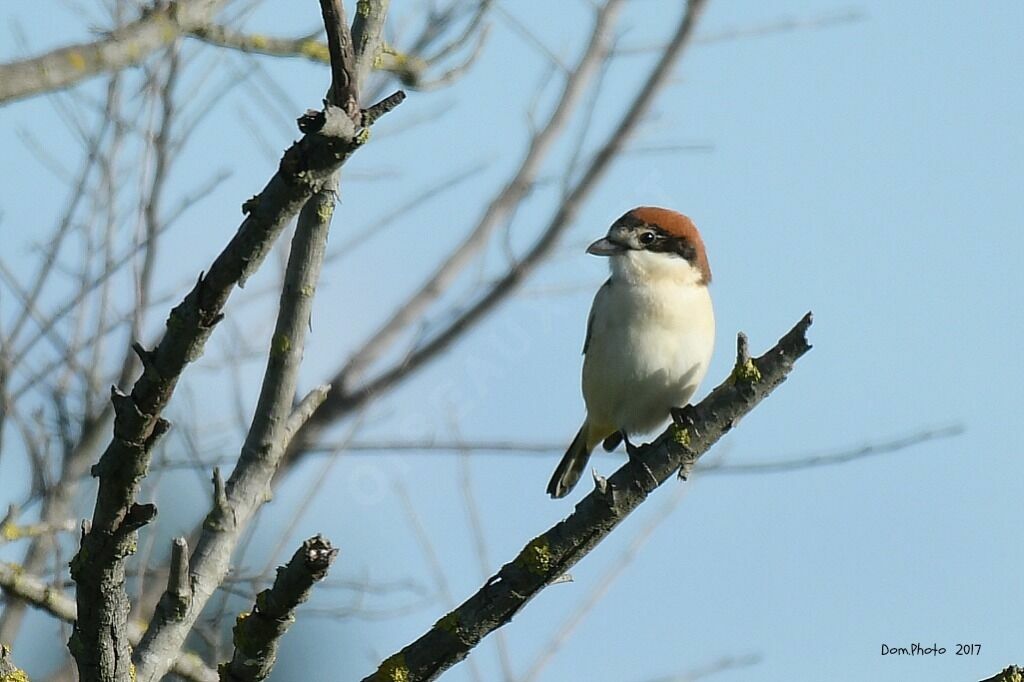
[671,404,697,427]
[624,436,642,461]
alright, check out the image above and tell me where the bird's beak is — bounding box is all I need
[586,237,625,257]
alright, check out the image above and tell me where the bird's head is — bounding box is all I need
[587,206,711,286]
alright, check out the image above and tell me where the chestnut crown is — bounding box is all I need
[611,206,711,284]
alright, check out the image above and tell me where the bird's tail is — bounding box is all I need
[547,423,593,498]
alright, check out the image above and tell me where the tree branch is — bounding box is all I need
[296,423,961,463]
[0,506,76,545]
[132,3,392,661]
[69,14,402,680]
[360,312,812,681]
[218,535,338,681]
[0,0,225,104]
[187,24,470,90]
[0,562,217,682]
[132,179,337,680]
[319,0,358,114]
[979,666,1024,682]
[0,644,29,682]
[351,0,391,90]
[67,104,365,680]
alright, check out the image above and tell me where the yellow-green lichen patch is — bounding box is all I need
[381,44,402,64]
[356,0,373,18]
[271,333,291,357]
[375,653,410,682]
[0,645,30,682]
[125,535,138,556]
[729,357,762,385]
[355,128,372,145]
[0,667,30,682]
[316,200,334,223]
[517,535,554,576]
[249,34,268,49]
[66,51,87,71]
[299,40,330,62]
[379,46,425,73]
[1,523,22,542]
[672,426,692,449]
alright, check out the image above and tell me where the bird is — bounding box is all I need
[547,207,716,498]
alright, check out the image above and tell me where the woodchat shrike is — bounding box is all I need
[548,207,715,498]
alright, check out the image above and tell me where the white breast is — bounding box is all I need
[581,252,715,439]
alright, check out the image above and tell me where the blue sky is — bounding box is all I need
[2,1,1022,681]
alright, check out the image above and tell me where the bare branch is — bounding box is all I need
[132,181,337,679]
[617,7,867,55]
[70,21,402,681]
[282,384,332,446]
[699,424,964,475]
[351,0,391,91]
[299,424,960,465]
[359,312,812,681]
[186,25,334,63]
[0,562,78,628]
[0,507,76,546]
[0,644,28,681]
[140,537,193,651]
[186,10,489,92]
[1,99,114,350]
[979,666,1024,682]
[0,0,226,104]
[325,161,486,264]
[0,562,217,682]
[319,0,359,114]
[0,408,111,643]
[219,535,339,681]
[457,447,512,679]
[133,0,398,643]
[493,3,568,72]
[639,654,762,682]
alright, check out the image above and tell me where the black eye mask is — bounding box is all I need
[628,224,698,263]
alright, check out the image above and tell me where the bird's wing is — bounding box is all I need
[583,278,612,355]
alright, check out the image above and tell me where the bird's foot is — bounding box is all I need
[670,404,698,428]
[624,435,642,461]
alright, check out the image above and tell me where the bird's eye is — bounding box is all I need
[639,231,655,245]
